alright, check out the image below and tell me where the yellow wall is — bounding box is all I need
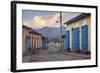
[22,29,26,54]
[22,27,43,55]
[66,15,91,51]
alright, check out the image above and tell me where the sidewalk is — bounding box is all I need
[62,51,91,59]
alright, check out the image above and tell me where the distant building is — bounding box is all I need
[22,25,47,55]
[64,13,91,55]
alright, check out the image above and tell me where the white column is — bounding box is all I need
[37,36,39,48]
[34,35,36,49]
[36,35,37,49]
[70,29,72,50]
[33,36,35,49]
[40,37,42,49]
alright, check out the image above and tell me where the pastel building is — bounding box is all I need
[64,13,91,55]
[22,25,47,55]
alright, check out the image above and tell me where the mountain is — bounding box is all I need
[35,26,66,39]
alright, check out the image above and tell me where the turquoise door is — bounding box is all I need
[72,27,80,50]
[25,36,30,49]
[65,30,70,49]
[81,25,88,51]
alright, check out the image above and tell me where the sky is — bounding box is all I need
[22,10,82,29]
[23,10,58,22]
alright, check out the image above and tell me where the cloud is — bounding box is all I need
[33,16,47,25]
[23,13,61,29]
[33,13,60,26]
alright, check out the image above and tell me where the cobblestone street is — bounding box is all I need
[23,47,90,63]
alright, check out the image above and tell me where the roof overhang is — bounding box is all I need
[64,13,91,25]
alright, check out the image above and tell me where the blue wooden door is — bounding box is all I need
[81,25,88,51]
[72,27,80,50]
[65,30,70,49]
[25,36,30,49]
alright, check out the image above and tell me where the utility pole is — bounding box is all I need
[55,12,63,53]
[59,12,63,52]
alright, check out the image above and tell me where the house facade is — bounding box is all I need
[64,13,91,55]
[22,25,47,55]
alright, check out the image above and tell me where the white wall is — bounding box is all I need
[0,0,100,73]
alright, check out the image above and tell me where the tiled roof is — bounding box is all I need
[23,25,47,39]
[23,25,41,35]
